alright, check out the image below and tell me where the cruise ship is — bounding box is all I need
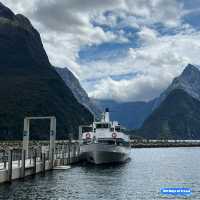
[79,108,130,164]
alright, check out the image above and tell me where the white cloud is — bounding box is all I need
[87,30,200,101]
[1,0,200,102]
[138,26,159,45]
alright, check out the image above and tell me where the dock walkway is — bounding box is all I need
[0,141,80,183]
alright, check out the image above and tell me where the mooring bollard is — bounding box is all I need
[21,149,26,179]
[8,149,13,182]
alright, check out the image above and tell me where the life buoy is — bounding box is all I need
[86,132,91,139]
[112,132,117,139]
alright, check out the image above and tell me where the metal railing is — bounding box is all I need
[0,141,81,170]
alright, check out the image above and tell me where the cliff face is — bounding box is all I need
[55,67,101,118]
[0,4,49,68]
[138,64,200,139]
[0,3,92,140]
[140,89,200,139]
[153,64,200,109]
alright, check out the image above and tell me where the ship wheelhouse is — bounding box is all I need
[79,108,130,147]
[93,121,129,146]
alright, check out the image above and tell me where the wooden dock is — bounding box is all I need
[0,141,80,183]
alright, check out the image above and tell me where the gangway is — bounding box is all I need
[23,116,56,164]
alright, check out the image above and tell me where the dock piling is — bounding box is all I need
[68,143,71,164]
[21,149,26,178]
[42,153,46,175]
[33,149,37,175]
[3,151,7,169]
[8,150,13,182]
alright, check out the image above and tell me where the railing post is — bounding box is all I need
[74,143,77,162]
[64,144,67,165]
[76,143,80,162]
[8,149,13,182]
[21,149,26,179]
[72,143,76,163]
[33,149,37,175]
[68,142,71,164]
[49,117,56,168]
[77,143,80,157]
[42,153,46,175]
[18,152,20,167]
[30,150,32,165]
[50,149,54,169]
[3,151,7,169]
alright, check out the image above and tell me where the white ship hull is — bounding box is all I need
[80,143,130,164]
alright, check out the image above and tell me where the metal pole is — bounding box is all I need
[21,149,26,178]
[33,149,37,175]
[3,151,7,169]
[42,153,46,175]
[77,143,80,157]
[73,143,76,163]
[8,150,13,182]
[68,143,71,164]
[78,126,82,142]
[23,118,30,158]
[49,117,56,169]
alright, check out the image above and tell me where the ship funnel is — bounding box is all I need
[104,108,110,122]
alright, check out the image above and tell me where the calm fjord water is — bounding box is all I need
[0,148,200,200]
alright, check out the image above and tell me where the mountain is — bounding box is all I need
[55,67,100,118]
[153,64,200,109]
[94,64,200,133]
[94,99,155,129]
[140,89,200,139]
[0,3,92,140]
[140,64,200,139]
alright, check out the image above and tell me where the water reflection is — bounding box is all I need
[0,148,200,199]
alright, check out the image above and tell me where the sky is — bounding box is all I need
[2,0,200,102]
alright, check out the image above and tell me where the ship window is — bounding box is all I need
[96,123,110,129]
[110,127,114,131]
[115,126,120,132]
[98,139,115,145]
[82,126,92,133]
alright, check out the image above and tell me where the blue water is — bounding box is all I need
[0,148,200,200]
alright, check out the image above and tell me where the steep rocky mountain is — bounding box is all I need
[94,64,200,133]
[94,99,155,129]
[140,89,200,139]
[0,3,92,139]
[153,64,200,109]
[140,64,200,139]
[55,67,100,118]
